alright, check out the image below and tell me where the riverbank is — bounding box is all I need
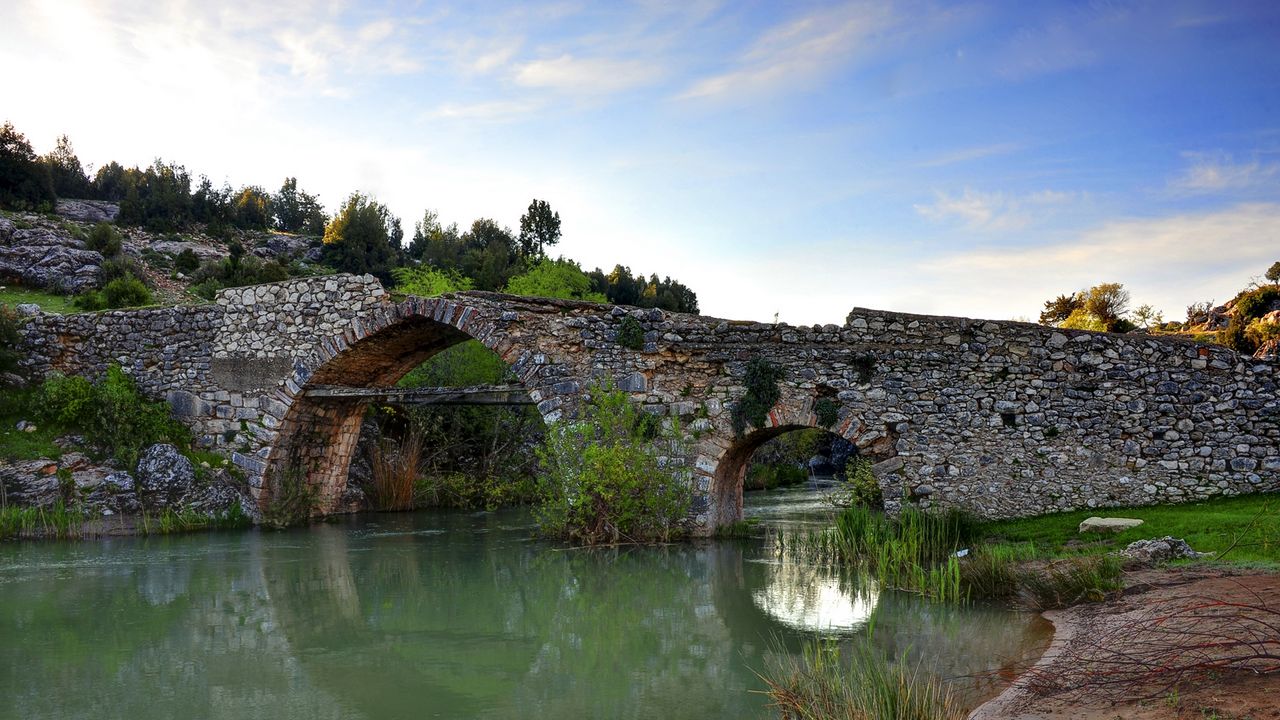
[973,566,1280,719]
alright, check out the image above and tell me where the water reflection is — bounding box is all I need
[0,490,1048,719]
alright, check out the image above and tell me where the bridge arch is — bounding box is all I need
[260,296,580,513]
[704,398,899,527]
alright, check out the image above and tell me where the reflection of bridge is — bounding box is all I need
[20,274,1280,531]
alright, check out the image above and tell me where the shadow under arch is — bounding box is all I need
[260,296,576,513]
[708,407,898,528]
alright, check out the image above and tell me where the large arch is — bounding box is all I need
[259,297,580,513]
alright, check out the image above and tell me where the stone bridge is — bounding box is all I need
[19,274,1280,532]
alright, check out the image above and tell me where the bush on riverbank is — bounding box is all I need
[535,381,692,544]
[31,365,188,466]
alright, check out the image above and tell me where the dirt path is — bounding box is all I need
[971,567,1280,719]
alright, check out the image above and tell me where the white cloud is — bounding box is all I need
[513,54,663,94]
[422,99,543,122]
[1169,152,1280,194]
[916,142,1023,168]
[919,203,1280,321]
[678,2,894,101]
[914,187,1074,232]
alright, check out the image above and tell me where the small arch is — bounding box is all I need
[707,402,896,527]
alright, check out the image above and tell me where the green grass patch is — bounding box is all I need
[976,494,1280,565]
[0,387,65,461]
[0,285,78,314]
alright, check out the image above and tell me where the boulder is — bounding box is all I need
[1119,536,1210,563]
[184,468,252,517]
[134,444,196,508]
[149,240,226,263]
[82,471,141,514]
[257,232,318,260]
[55,199,119,223]
[1079,516,1144,534]
[0,459,63,507]
[14,303,40,316]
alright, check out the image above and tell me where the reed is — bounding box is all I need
[368,431,424,511]
[761,640,967,720]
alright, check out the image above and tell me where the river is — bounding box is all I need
[0,488,1048,719]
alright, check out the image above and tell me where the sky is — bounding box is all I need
[3,0,1279,325]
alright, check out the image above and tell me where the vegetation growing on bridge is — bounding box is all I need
[731,357,785,436]
[535,381,692,544]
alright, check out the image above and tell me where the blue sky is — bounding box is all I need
[3,1,1279,324]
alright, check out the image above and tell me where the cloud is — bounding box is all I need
[678,2,895,102]
[422,99,543,122]
[920,203,1280,320]
[914,188,1073,231]
[1169,152,1280,194]
[513,54,663,94]
[916,142,1023,168]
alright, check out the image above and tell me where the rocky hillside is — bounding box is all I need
[0,199,326,308]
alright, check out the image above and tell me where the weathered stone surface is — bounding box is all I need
[55,199,119,223]
[0,227,102,292]
[17,273,1280,533]
[184,469,252,517]
[0,459,61,507]
[84,471,140,514]
[1119,536,1209,563]
[134,444,195,508]
[150,240,227,263]
[1079,516,1145,534]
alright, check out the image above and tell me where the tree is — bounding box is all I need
[322,193,400,283]
[1040,283,1133,333]
[504,257,607,301]
[0,121,55,210]
[1266,262,1280,284]
[272,177,327,235]
[91,161,131,201]
[518,199,561,260]
[41,134,90,198]
[1040,293,1083,325]
[1131,304,1163,331]
[460,218,519,290]
[233,185,272,230]
[407,209,466,267]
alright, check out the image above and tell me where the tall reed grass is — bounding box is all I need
[761,640,967,720]
[368,431,423,511]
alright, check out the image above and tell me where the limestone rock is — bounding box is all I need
[1079,516,1144,534]
[0,459,62,507]
[149,240,227,263]
[184,468,252,517]
[55,199,119,223]
[0,226,103,292]
[1119,536,1209,563]
[134,443,196,508]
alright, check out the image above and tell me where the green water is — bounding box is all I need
[0,489,1048,719]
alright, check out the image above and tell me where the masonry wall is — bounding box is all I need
[19,274,1280,530]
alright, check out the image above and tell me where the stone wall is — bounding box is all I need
[19,274,1280,531]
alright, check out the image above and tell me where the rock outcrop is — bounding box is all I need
[55,199,119,224]
[135,443,196,508]
[0,217,102,292]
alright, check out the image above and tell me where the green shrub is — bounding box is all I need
[34,365,187,467]
[102,275,152,308]
[1231,285,1280,320]
[616,315,645,350]
[745,463,808,490]
[535,380,692,544]
[262,464,317,529]
[837,457,883,507]
[85,222,122,256]
[99,253,146,284]
[0,303,22,375]
[173,248,200,274]
[78,274,152,310]
[731,357,785,436]
[814,397,839,427]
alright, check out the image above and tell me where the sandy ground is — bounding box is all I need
[972,567,1280,720]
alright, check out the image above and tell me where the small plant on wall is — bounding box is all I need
[814,397,839,428]
[616,316,645,350]
[731,357,785,436]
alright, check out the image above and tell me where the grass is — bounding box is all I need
[138,505,250,535]
[761,640,967,720]
[975,494,1280,566]
[0,285,78,314]
[0,502,86,540]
